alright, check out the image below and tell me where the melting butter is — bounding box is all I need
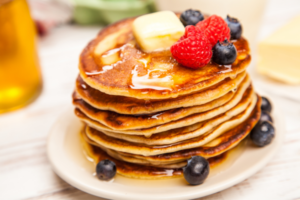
[130,58,174,91]
[130,64,174,91]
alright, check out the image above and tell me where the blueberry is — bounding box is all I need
[212,39,237,65]
[183,156,209,185]
[261,96,272,113]
[260,110,273,123]
[225,15,242,40]
[180,9,204,26]
[250,121,275,147]
[96,159,116,181]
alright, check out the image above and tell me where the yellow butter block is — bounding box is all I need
[258,15,300,84]
[132,11,185,52]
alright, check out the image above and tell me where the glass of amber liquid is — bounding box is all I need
[0,0,42,113]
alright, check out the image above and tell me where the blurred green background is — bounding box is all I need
[72,0,156,25]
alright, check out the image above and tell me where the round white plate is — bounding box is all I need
[47,99,284,200]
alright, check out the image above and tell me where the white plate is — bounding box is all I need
[47,100,284,200]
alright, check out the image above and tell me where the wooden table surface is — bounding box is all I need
[1,0,300,199]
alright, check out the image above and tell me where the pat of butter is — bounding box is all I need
[257,15,300,84]
[132,11,185,52]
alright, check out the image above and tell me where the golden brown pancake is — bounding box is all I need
[75,82,253,136]
[80,130,228,179]
[82,131,188,168]
[79,16,250,100]
[84,96,261,167]
[76,72,246,115]
[73,91,233,130]
[73,74,250,131]
[96,92,255,146]
[85,94,257,156]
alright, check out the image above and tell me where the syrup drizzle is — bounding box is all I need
[85,65,116,75]
[150,112,164,119]
[130,57,174,91]
[102,47,123,58]
[85,44,129,76]
[219,65,233,73]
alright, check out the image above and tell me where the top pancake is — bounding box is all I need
[79,16,251,100]
[76,72,246,114]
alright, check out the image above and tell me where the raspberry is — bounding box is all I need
[196,15,230,46]
[181,25,202,39]
[171,26,212,69]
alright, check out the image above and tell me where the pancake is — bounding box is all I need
[74,90,233,130]
[76,71,246,115]
[79,16,250,100]
[106,149,187,169]
[82,128,247,168]
[86,94,257,156]
[96,90,255,145]
[80,130,228,179]
[84,96,261,166]
[73,11,263,180]
[73,74,250,130]
[75,81,253,137]
[83,132,188,168]
[81,129,186,168]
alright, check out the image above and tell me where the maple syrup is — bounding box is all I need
[0,0,42,113]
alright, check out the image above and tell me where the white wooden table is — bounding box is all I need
[1,0,300,199]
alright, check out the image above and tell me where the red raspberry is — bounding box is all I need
[171,26,212,69]
[196,15,230,46]
[179,25,202,40]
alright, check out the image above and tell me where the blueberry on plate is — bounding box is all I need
[212,39,237,65]
[96,159,116,181]
[225,15,242,40]
[250,121,275,147]
[261,96,272,113]
[183,156,209,185]
[260,110,273,123]
[180,9,204,26]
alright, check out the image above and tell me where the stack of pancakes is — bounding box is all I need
[73,17,261,179]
